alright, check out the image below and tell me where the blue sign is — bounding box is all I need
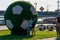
[39,12,44,17]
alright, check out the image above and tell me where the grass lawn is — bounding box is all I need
[0,28,57,40]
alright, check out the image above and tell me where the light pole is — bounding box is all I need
[57,0,60,12]
[47,3,51,13]
[34,1,37,11]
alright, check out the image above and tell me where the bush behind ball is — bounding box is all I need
[4,1,38,35]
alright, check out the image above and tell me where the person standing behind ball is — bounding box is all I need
[27,18,36,36]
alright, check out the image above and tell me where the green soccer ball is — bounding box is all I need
[4,1,38,35]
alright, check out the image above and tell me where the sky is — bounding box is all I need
[0,0,58,11]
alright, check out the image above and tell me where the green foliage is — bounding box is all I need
[4,1,38,35]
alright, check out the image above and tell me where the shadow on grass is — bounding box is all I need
[0,35,32,40]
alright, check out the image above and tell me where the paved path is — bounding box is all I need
[41,37,56,40]
[38,37,60,40]
[0,25,8,30]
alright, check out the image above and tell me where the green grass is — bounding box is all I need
[0,28,57,40]
[0,30,11,36]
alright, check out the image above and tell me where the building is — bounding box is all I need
[36,11,58,27]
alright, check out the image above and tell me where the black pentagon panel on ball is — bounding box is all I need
[4,1,38,35]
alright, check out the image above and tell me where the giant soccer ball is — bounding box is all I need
[4,1,38,35]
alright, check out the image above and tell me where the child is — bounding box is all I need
[27,18,34,36]
[27,18,36,36]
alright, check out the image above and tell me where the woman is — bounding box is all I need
[56,16,60,37]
